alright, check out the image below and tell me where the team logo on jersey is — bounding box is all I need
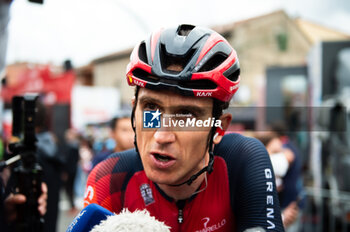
[140,184,155,206]
[83,185,94,206]
[143,110,161,128]
[195,217,226,232]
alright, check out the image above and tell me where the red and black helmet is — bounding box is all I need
[126,24,240,102]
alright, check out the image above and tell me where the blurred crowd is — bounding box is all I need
[0,102,134,232]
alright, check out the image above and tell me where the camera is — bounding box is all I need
[7,94,44,232]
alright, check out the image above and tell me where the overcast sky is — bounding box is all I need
[5,0,350,67]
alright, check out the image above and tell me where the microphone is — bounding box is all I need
[90,208,170,232]
[66,204,113,232]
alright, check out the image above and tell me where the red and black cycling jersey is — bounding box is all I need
[84,133,284,231]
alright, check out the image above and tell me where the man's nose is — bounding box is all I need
[153,130,175,144]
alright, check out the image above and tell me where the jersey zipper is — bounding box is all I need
[176,200,186,224]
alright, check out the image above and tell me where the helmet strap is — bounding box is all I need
[168,151,214,187]
[131,87,139,154]
[168,124,216,187]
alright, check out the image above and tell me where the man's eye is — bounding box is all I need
[144,103,158,111]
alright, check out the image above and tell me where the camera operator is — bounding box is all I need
[2,183,48,225]
[1,165,48,231]
[0,97,50,231]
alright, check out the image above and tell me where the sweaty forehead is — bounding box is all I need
[137,88,213,109]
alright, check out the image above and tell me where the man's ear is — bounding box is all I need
[213,113,232,144]
[131,96,136,106]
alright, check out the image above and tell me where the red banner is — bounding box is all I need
[1,64,75,104]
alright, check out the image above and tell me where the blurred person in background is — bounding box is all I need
[35,99,64,232]
[73,135,94,200]
[1,138,48,232]
[0,137,4,162]
[0,100,51,231]
[79,136,94,174]
[0,137,11,230]
[0,137,9,188]
[91,110,134,168]
[1,178,47,231]
[254,130,302,229]
[62,128,80,215]
[270,122,305,230]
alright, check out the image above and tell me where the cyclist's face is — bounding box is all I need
[112,118,134,152]
[134,88,213,186]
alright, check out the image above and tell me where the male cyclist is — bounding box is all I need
[84,24,284,231]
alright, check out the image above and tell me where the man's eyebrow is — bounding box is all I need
[138,96,163,105]
[171,105,207,116]
[138,96,209,115]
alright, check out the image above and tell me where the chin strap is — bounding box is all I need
[133,135,140,154]
[168,151,214,187]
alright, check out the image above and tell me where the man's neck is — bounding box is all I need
[158,173,206,201]
[157,153,210,201]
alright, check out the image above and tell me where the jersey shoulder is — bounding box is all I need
[91,148,142,182]
[84,149,143,210]
[214,133,267,162]
[214,133,284,231]
[213,132,271,181]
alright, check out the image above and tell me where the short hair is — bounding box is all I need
[253,132,278,146]
[110,110,131,130]
[270,122,288,137]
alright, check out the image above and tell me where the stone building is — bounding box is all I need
[90,10,350,107]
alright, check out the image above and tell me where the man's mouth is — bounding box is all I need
[152,152,175,162]
[153,153,174,162]
[150,151,176,169]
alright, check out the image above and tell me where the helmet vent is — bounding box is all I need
[160,44,196,74]
[198,53,228,72]
[132,68,159,83]
[177,24,196,36]
[223,61,240,82]
[180,79,217,90]
[225,69,240,82]
[138,41,148,64]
